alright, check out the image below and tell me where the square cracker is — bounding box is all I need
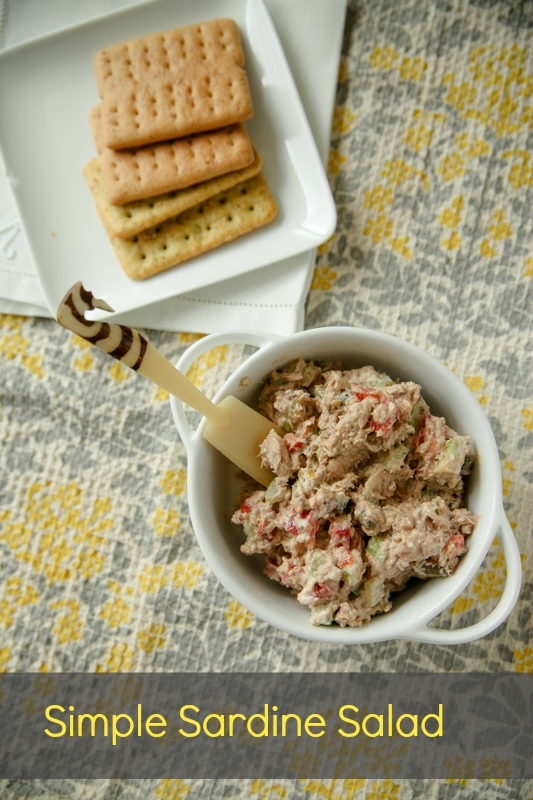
[83,149,263,238]
[97,121,255,205]
[89,104,106,154]
[94,18,253,150]
[111,173,277,280]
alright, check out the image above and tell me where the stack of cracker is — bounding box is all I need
[83,18,277,280]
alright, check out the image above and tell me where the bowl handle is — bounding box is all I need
[171,329,281,453]
[407,512,522,644]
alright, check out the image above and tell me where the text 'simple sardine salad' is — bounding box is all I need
[232,359,478,627]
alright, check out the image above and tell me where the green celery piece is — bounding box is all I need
[435,437,466,473]
[282,359,300,374]
[366,535,387,562]
[383,444,409,472]
[309,550,328,574]
[367,375,393,387]
[302,363,321,385]
[264,480,283,504]
[364,578,384,606]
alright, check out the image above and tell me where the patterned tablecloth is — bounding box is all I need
[1,0,532,798]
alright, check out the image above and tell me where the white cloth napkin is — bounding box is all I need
[0,0,346,333]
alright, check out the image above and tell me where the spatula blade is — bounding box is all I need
[203,394,282,487]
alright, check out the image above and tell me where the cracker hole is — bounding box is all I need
[161,244,168,250]
[154,227,161,233]
[141,254,146,259]
[133,237,139,243]
[249,206,255,211]
[185,235,190,240]
[126,212,132,218]
[149,202,155,208]
[227,215,233,221]
[241,189,248,195]
[219,198,227,205]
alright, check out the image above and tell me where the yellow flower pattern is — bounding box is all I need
[224,600,254,629]
[51,599,83,645]
[155,780,193,799]
[138,565,166,595]
[311,266,338,292]
[159,469,187,496]
[1,482,113,583]
[0,315,44,377]
[96,642,135,673]
[186,344,227,388]
[152,507,181,537]
[100,596,132,629]
[170,561,203,589]
[138,623,167,654]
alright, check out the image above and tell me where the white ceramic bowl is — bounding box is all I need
[171,327,522,644]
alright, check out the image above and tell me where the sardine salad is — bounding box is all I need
[232,359,478,627]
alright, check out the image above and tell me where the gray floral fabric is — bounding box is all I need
[0,0,532,797]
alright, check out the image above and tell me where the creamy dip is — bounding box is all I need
[231,359,478,627]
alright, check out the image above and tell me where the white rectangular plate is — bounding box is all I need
[0,0,336,319]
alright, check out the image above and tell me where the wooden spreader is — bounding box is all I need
[57,282,281,486]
